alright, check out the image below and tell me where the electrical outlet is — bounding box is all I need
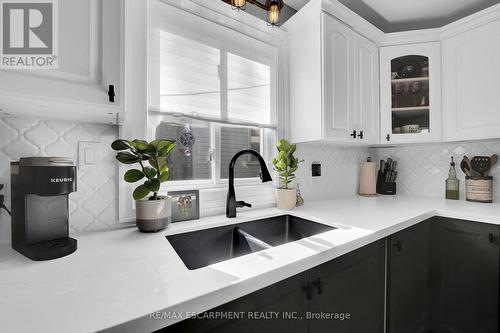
[312,163,321,177]
[78,141,100,168]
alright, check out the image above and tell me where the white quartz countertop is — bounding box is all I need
[2,195,500,333]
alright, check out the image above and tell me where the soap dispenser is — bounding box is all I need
[445,157,459,200]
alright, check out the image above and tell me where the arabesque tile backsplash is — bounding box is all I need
[0,117,119,243]
[2,114,500,244]
[373,140,500,202]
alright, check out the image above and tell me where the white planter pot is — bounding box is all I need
[135,196,172,232]
[275,188,297,210]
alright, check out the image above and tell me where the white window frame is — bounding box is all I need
[158,123,268,190]
[119,0,289,222]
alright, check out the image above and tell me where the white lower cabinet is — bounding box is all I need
[443,19,500,141]
[286,6,379,145]
[0,0,123,124]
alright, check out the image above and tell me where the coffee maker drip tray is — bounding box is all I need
[14,237,77,261]
[26,195,69,244]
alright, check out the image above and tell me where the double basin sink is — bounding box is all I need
[167,215,335,270]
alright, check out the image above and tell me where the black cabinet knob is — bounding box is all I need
[108,84,116,103]
[488,233,496,244]
[313,277,324,295]
[350,130,357,139]
[393,240,402,252]
[357,131,364,139]
[302,282,313,301]
[386,134,390,142]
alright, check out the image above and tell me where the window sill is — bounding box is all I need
[160,178,275,192]
[160,181,276,218]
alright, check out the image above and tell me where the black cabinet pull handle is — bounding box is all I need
[313,278,324,295]
[350,130,357,139]
[386,134,390,141]
[302,282,313,301]
[489,233,496,243]
[357,131,364,139]
[108,84,116,103]
[393,240,402,252]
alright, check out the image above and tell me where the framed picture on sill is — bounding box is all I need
[168,190,200,222]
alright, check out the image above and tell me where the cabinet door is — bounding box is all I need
[380,42,442,144]
[163,272,309,333]
[354,33,379,144]
[0,0,123,123]
[308,240,385,333]
[430,217,499,333]
[322,13,356,143]
[387,221,431,333]
[443,19,500,141]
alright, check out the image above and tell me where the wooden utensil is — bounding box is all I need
[463,156,479,177]
[490,154,497,169]
[463,156,471,169]
[482,154,498,176]
[460,158,472,177]
[471,156,491,177]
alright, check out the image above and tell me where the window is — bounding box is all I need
[148,1,277,187]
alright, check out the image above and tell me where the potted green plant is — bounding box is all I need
[272,139,303,210]
[111,138,176,232]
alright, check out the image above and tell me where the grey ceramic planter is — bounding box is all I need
[135,196,172,232]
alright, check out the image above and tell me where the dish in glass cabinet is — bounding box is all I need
[398,63,421,78]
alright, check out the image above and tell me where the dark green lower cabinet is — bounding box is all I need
[164,239,386,333]
[308,240,386,333]
[387,220,432,333]
[429,217,499,333]
[163,270,309,333]
[388,217,499,333]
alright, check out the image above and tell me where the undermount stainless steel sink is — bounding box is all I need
[166,215,335,270]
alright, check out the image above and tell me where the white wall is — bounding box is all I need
[295,143,371,201]
[373,140,500,201]
[0,117,119,243]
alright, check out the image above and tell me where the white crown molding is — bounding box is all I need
[440,3,500,40]
[290,1,500,46]
[320,0,385,44]
[381,29,441,46]
[378,3,500,46]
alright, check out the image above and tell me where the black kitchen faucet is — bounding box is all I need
[226,149,272,218]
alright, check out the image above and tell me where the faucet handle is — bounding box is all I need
[236,201,252,208]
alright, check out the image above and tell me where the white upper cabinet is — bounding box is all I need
[285,4,379,145]
[0,0,123,124]
[443,19,500,141]
[354,33,380,143]
[379,42,442,144]
[322,13,356,143]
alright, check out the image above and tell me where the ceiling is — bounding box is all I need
[285,0,500,32]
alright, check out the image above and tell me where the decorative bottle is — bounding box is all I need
[445,157,459,200]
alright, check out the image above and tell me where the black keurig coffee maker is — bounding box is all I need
[11,157,77,260]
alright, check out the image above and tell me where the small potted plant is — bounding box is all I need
[111,138,176,232]
[272,139,303,210]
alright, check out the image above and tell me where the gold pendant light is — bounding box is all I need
[223,0,284,26]
[231,0,246,10]
[265,0,283,26]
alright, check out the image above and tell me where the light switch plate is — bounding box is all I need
[78,141,100,168]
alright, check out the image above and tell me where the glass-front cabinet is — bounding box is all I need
[380,43,442,143]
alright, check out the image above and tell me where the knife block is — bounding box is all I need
[376,171,397,195]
